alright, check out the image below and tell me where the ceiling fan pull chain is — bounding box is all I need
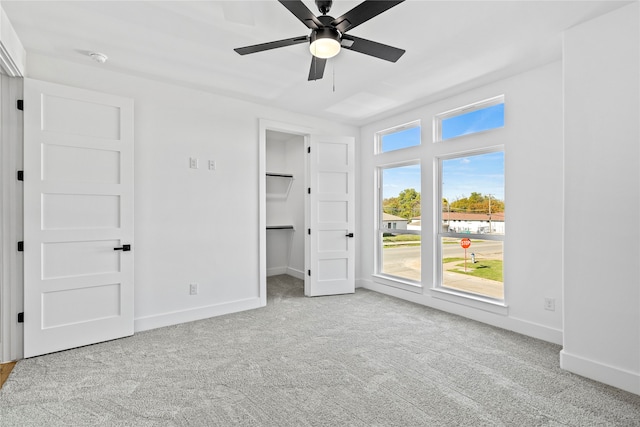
[333,66,336,92]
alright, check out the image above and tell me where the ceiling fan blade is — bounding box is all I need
[331,0,404,33]
[234,36,308,55]
[308,56,327,81]
[278,0,323,30]
[341,35,405,62]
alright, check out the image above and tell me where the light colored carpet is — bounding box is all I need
[1,275,639,426]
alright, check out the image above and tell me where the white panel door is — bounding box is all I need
[23,78,134,358]
[307,135,355,296]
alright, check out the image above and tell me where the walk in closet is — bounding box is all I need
[265,130,305,278]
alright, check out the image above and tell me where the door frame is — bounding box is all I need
[258,119,312,305]
[0,10,26,363]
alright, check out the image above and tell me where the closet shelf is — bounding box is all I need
[266,225,295,230]
[266,172,294,198]
[266,173,293,178]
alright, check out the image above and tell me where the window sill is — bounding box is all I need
[430,287,509,315]
[372,274,422,294]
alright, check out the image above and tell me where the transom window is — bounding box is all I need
[376,121,421,153]
[435,96,504,142]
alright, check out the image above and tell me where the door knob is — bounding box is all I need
[114,244,131,251]
[345,233,354,238]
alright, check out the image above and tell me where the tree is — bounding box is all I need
[449,192,504,214]
[383,188,421,219]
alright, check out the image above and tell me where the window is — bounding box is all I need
[435,96,504,142]
[377,163,421,284]
[438,150,505,300]
[377,121,421,153]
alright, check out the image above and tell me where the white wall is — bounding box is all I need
[24,53,356,332]
[358,61,564,344]
[561,2,640,395]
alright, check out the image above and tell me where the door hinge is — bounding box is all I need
[307,147,310,154]
[17,241,24,252]
[307,270,311,276]
[16,99,23,111]
[17,170,24,181]
[17,312,24,323]
[308,228,311,235]
[307,188,311,194]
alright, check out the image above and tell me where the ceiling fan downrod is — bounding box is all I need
[315,0,333,15]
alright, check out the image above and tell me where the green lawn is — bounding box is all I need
[382,234,421,248]
[451,259,503,282]
[383,234,421,242]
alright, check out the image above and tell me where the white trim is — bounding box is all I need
[430,287,508,315]
[286,267,304,280]
[372,274,422,293]
[266,266,304,280]
[560,350,640,395]
[134,297,262,333]
[0,5,24,363]
[267,267,288,277]
[0,75,22,363]
[0,7,25,77]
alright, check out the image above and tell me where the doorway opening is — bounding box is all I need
[265,130,306,293]
[258,120,311,306]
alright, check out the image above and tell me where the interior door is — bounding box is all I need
[307,135,355,296]
[23,78,134,358]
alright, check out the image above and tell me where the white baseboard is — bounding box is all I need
[267,266,304,280]
[286,267,304,280]
[267,266,287,277]
[560,350,640,395]
[134,297,263,333]
[357,278,563,345]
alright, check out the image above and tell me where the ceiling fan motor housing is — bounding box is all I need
[315,0,333,15]
[234,0,406,80]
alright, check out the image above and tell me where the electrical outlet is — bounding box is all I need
[189,157,198,169]
[208,160,216,171]
[189,283,198,295]
[544,298,555,311]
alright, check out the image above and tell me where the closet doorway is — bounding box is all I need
[265,130,306,283]
[258,119,356,305]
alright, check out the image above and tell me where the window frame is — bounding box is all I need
[374,160,422,290]
[435,147,505,304]
[433,95,504,142]
[375,120,421,154]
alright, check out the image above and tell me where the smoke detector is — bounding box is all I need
[89,52,108,64]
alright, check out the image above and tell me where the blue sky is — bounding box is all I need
[442,103,504,140]
[382,165,421,199]
[382,152,504,202]
[442,152,504,202]
[381,126,420,152]
[382,102,504,202]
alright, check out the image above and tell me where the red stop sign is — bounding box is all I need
[460,238,471,249]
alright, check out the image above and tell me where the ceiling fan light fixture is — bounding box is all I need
[309,28,341,59]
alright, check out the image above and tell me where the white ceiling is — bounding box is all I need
[2,0,630,126]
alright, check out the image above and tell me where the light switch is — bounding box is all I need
[208,160,216,171]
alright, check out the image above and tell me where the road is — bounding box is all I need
[381,240,504,298]
[383,240,503,260]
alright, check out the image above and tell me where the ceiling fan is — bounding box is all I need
[234,0,406,81]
